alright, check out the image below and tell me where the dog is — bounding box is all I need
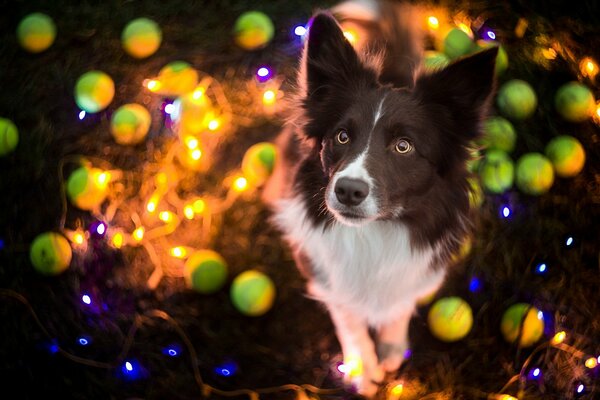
[263,1,497,396]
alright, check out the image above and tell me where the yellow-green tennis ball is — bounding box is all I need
[74,71,115,113]
[233,11,274,51]
[0,118,19,156]
[242,142,277,186]
[17,12,56,53]
[496,79,537,120]
[184,250,228,294]
[545,135,586,178]
[428,296,473,342]
[500,303,544,347]
[554,81,596,122]
[423,50,450,71]
[156,61,199,97]
[479,149,514,194]
[481,116,516,153]
[515,153,554,195]
[66,166,109,210]
[443,28,474,59]
[29,232,72,275]
[230,270,276,316]
[110,103,151,145]
[122,17,162,59]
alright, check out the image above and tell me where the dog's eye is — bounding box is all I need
[336,129,350,145]
[395,139,412,154]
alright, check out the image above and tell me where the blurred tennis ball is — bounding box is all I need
[17,12,56,53]
[30,232,72,275]
[545,135,586,178]
[554,81,596,122]
[230,270,275,316]
[122,17,162,59]
[242,142,276,186]
[496,79,537,120]
[515,153,554,195]
[500,303,544,347]
[478,149,514,194]
[110,103,151,145]
[428,296,473,342]
[74,70,115,113]
[184,250,228,294]
[0,118,19,156]
[67,165,110,210]
[233,11,274,51]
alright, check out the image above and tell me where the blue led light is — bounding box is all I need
[469,277,482,292]
[0,238,5,250]
[577,384,584,394]
[82,294,91,305]
[214,361,237,377]
[502,206,511,218]
[486,31,496,40]
[78,337,90,346]
[536,263,547,274]
[294,25,307,36]
[566,236,574,246]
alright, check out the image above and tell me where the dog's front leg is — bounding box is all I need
[327,304,384,398]
[376,306,414,373]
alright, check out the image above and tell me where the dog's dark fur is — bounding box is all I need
[264,1,497,396]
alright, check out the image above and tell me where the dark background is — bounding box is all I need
[1,1,599,399]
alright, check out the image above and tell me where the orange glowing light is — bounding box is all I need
[159,211,173,223]
[145,79,161,92]
[580,57,598,78]
[170,246,187,258]
[498,396,518,400]
[208,119,220,131]
[390,383,404,396]
[233,176,248,192]
[542,48,557,60]
[262,90,276,106]
[340,354,363,378]
[147,197,158,213]
[112,232,123,249]
[133,227,145,242]
[427,16,439,30]
[183,205,195,220]
[73,232,85,245]
[192,88,204,100]
[185,136,199,150]
[343,30,357,44]
[585,357,598,369]
[552,331,566,345]
[95,171,109,187]
[192,199,205,213]
[190,149,202,161]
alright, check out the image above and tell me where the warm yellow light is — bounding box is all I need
[192,88,204,100]
[427,16,439,30]
[208,119,220,131]
[542,48,557,60]
[147,197,158,213]
[233,176,248,192]
[170,246,187,259]
[390,383,404,396]
[159,211,173,223]
[585,357,598,369]
[190,149,202,161]
[341,354,363,378]
[580,57,598,78]
[552,331,566,345]
[95,171,109,187]
[112,232,123,248]
[458,23,473,37]
[133,227,145,242]
[262,90,276,106]
[183,205,195,220]
[185,136,199,150]
[192,199,206,213]
[498,395,518,400]
[597,104,600,117]
[343,30,357,44]
[73,232,85,245]
[146,79,160,92]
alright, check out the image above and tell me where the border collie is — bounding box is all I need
[264,1,497,396]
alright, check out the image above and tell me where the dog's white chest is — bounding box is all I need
[274,196,445,325]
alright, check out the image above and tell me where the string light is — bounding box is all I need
[576,383,585,394]
[262,89,277,106]
[579,57,598,79]
[535,263,547,274]
[338,354,363,377]
[190,149,202,161]
[112,232,123,248]
[294,25,307,36]
[208,119,220,131]
[164,103,175,115]
[469,276,482,292]
[256,66,272,82]
[132,227,145,242]
[159,211,174,223]
[502,206,511,218]
[427,16,439,30]
[233,176,248,192]
[552,331,567,345]
[170,246,187,259]
[145,79,161,91]
[78,336,90,346]
[81,294,91,305]
[185,136,199,150]
[183,205,195,220]
[565,236,574,246]
[584,357,597,368]
[78,110,86,120]
[486,30,496,40]
[343,30,357,45]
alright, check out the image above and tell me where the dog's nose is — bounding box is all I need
[335,178,369,206]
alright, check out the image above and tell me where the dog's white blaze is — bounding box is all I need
[273,196,446,326]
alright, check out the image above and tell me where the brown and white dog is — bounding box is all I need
[263,1,497,396]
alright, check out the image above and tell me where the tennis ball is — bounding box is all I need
[554,81,596,122]
[172,91,213,135]
[74,71,115,113]
[443,28,474,59]
[230,270,276,316]
[242,142,276,186]
[423,50,450,71]
[500,303,544,347]
[122,17,162,59]
[30,232,72,275]
[110,103,151,145]
[66,166,109,210]
[496,79,537,120]
[155,61,199,97]
[428,296,473,342]
[481,116,516,153]
[0,118,19,156]
[17,12,56,53]
[233,11,274,51]
[515,153,554,195]
[479,149,514,194]
[476,41,508,76]
[184,250,228,294]
[545,135,586,178]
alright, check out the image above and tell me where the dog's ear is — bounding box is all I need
[413,47,498,141]
[300,12,378,140]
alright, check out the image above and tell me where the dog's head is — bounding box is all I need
[298,12,497,227]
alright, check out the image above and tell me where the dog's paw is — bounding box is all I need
[340,356,385,398]
[377,342,407,373]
